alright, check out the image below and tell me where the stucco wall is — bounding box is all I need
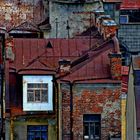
[61,83,121,140]
[49,1,103,38]
[6,118,57,140]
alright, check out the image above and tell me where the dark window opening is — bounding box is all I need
[9,32,43,38]
[27,125,48,140]
[120,10,140,23]
[83,114,101,140]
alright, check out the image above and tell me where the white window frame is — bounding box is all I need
[23,75,53,111]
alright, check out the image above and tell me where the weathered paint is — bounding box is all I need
[121,95,127,140]
[0,0,44,31]
[61,83,121,140]
[8,118,57,140]
[49,1,103,38]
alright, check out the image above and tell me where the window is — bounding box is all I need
[120,10,140,23]
[27,83,48,103]
[23,75,53,111]
[120,15,129,24]
[83,114,101,140]
[27,125,48,140]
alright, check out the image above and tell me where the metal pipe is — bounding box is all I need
[60,80,73,140]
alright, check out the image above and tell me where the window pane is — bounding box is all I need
[27,126,48,140]
[27,91,34,102]
[42,84,48,88]
[28,83,34,88]
[42,90,48,102]
[35,90,40,101]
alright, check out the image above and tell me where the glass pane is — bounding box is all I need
[42,83,48,88]
[42,90,48,102]
[84,122,89,136]
[42,132,47,140]
[95,122,100,136]
[35,90,41,101]
[27,92,34,102]
[28,83,34,88]
[35,83,41,88]
[41,126,48,131]
[28,126,48,140]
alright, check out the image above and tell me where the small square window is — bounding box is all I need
[27,125,48,140]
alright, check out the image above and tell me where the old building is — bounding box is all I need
[118,0,140,54]
[0,0,125,140]
[1,11,122,139]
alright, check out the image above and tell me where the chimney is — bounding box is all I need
[109,53,122,80]
[59,59,71,76]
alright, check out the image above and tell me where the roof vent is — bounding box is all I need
[46,41,53,48]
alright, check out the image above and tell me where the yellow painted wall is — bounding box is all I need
[121,96,126,140]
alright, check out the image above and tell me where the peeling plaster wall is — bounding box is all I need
[5,118,57,140]
[49,1,103,38]
[0,0,44,30]
[61,83,121,140]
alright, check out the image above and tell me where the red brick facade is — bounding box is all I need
[61,83,121,140]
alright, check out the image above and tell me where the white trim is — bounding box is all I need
[23,75,53,111]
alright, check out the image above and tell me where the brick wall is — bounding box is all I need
[61,83,121,140]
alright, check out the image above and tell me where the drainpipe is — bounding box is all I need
[58,82,62,140]
[0,35,5,140]
[10,118,14,140]
[59,80,73,140]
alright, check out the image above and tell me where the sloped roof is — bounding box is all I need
[121,0,140,10]
[9,37,118,82]
[9,21,41,33]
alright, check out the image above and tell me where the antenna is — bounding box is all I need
[66,20,70,39]
[55,18,58,38]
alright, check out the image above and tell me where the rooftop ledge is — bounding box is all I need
[50,0,100,4]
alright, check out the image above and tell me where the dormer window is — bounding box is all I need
[23,75,53,111]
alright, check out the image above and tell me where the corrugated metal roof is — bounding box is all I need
[9,38,116,81]
[121,0,140,9]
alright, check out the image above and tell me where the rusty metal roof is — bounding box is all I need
[9,38,117,82]
[121,0,140,9]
